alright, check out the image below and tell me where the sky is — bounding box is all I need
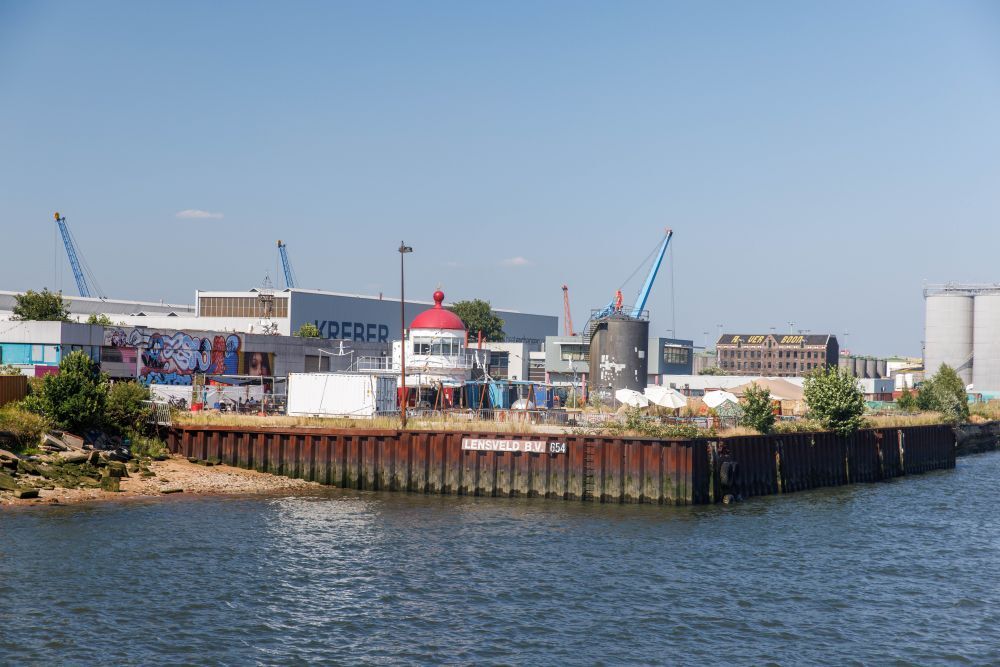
[2,0,999,357]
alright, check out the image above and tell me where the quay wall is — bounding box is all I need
[166,424,956,505]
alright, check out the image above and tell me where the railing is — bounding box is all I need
[143,400,172,427]
[355,353,485,372]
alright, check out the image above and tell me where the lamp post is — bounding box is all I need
[399,242,413,428]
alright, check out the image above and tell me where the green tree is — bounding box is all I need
[698,366,726,376]
[295,322,322,338]
[12,288,70,321]
[896,388,917,412]
[105,381,152,433]
[25,351,107,433]
[917,364,969,422]
[449,299,505,341]
[86,313,113,325]
[740,383,775,434]
[803,366,866,436]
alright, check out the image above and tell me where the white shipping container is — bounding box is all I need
[287,373,397,418]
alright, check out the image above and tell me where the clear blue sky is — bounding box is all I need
[2,1,999,357]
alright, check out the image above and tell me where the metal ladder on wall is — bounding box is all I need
[582,441,596,501]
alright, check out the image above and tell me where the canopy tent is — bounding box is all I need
[643,385,688,409]
[730,378,804,402]
[703,390,739,409]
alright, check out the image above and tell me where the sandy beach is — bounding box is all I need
[0,455,322,507]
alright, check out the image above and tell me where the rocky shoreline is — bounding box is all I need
[0,450,322,507]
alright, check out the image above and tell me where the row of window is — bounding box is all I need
[412,338,463,356]
[720,360,824,371]
[663,346,691,364]
[720,349,824,359]
[199,296,290,319]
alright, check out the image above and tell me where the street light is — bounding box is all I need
[399,242,413,428]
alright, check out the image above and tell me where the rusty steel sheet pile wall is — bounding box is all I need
[716,425,956,500]
[166,427,709,505]
[166,424,955,505]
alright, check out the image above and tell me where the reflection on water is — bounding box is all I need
[2,456,1000,664]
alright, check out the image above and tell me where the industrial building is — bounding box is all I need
[924,284,1000,392]
[715,333,839,376]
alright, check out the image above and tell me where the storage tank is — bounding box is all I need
[865,357,877,379]
[838,355,851,372]
[973,294,1000,391]
[588,316,650,398]
[876,359,887,379]
[924,294,974,384]
[850,356,862,378]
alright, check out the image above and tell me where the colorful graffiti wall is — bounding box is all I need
[104,327,243,385]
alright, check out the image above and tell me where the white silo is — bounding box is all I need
[972,294,1000,391]
[924,293,974,384]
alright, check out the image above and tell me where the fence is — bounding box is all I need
[0,375,28,407]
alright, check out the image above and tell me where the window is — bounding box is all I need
[663,345,690,365]
[561,344,586,361]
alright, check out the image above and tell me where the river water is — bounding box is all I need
[2,453,999,665]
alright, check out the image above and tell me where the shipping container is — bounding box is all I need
[287,373,397,417]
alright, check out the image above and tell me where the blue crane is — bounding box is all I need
[54,212,92,298]
[277,240,297,289]
[592,228,673,320]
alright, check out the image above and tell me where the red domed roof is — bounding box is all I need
[410,290,466,331]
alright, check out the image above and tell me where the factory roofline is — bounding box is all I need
[0,290,194,312]
[194,287,531,315]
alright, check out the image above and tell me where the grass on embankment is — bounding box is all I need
[174,411,565,434]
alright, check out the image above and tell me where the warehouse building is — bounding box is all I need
[716,333,838,377]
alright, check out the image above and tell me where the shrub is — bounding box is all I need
[804,366,866,436]
[295,322,321,338]
[740,383,775,434]
[896,389,917,413]
[26,351,107,433]
[916,364,969,423]
[0,405,49,453]
[124,431,168,459]
[0,364,22,376]
[105,381,152,433]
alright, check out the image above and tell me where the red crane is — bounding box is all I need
[562,284,576,336]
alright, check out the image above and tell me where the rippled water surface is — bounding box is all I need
[3,453,999,665]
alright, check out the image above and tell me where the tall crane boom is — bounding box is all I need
[562,284,575,336]
[277,240,296,289]
[54,212,91,298]
[629,228,672,318]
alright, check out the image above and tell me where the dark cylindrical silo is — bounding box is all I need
[588,316,650,398]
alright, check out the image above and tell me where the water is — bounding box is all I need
[2,454,999,666]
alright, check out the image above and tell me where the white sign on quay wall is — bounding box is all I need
[461,438,567,455]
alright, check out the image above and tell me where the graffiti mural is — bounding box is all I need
[104,327,242,385]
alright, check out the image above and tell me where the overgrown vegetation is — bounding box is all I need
[740,384,775,434]
[22,351,107,433]
[11,288,71,321]
[915,364,969,423]
[0,404,49,454]
[295,322,321,338]
[13,351,168,455]
[698,366,726,376]
[86,313,113,325]
[896,388,917,412]
[0,364,23,375]
[105,381,153,433]
[803,365,867,436]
